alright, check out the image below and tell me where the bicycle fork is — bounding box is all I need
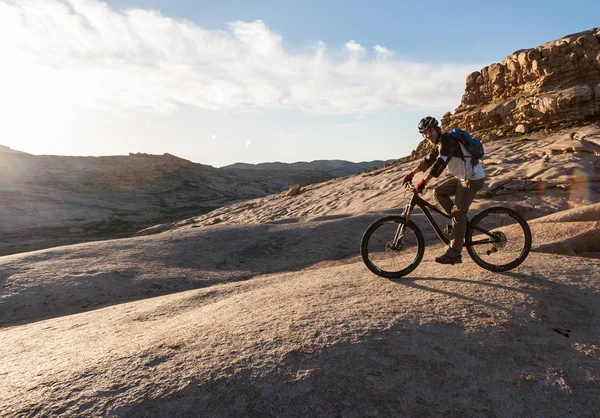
[393,202,415,247]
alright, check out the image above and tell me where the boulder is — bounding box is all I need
[285,184,302,197]
[518,51,528,66]
[466,71,481,87]
[527,49,542,61]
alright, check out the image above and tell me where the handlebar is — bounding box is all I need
[403,179,419,194]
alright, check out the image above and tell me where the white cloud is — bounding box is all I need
[0,0,477,116]
[345,40,365,61]
[373,45,394,60]
[211,134,217,140]
[245,139,251,148]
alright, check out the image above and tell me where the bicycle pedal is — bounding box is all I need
[486,247,499,255]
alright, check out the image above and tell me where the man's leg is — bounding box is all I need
[446,178,486,257]
[434,178,458,215]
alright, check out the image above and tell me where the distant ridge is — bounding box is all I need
[222,159,396,178]
[0,149,395,255]
[0,145,29,155]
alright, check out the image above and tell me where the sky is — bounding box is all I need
[1,0,599,167]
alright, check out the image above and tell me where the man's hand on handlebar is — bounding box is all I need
[402,172,427,194]
[414,179,427,194]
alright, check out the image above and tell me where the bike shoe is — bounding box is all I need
[435,254,462,265]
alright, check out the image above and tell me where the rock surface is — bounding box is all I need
[1,174,599,416]
[153,126,600,242]
[442,27,600,135]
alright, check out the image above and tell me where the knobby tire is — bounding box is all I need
[360,216,425,279]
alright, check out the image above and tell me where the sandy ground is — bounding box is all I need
[1,127,600,417]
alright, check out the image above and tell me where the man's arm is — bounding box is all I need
[402,146,438,184]
[417,147,439,173]
[427,134,455,178]
[413,135,454,192]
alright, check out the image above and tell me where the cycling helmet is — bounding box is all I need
[418,116,439,133]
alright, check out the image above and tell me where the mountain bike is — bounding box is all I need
[360,182,532,278]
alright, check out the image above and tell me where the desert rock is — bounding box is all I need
[442,27,600,134]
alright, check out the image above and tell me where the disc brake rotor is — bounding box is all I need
[485,231,507,255]
[386,241,402,251]
[493,231,508,248]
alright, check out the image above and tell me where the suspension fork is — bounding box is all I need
[394,199,416,244]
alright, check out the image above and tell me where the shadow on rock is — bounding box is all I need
[0,213,388,326]
[110,272,600,417]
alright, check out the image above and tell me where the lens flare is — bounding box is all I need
[569,169,593,204]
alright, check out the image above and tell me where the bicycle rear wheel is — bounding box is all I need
[466,207,532,272]
[360,216,424,278]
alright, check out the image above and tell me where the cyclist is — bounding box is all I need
[402,116,486,265]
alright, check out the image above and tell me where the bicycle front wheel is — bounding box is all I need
[466,207,532,272]
[360,216,424,278]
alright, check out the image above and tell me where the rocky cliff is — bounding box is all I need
[442,27,600,136]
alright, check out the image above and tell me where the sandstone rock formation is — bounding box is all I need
[0,145,28,154]
[442,28,600,135]
[145,126,600,247]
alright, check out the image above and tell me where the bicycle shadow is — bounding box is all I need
[388,276,525,313]
[118,257,600,417]
[385,264,600,320]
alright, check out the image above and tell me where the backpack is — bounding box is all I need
[448,129,484,166]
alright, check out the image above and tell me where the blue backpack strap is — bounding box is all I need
[449,129,483,166]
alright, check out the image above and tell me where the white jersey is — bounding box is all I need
[440,142,485,181]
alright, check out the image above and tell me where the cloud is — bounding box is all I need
[373,45,394,60]
[345,40,365,60]
[245,139,251,148]
[0,0,478,115]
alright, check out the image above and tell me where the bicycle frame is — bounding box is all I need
[395,190,499,247]
[400,191,451,245]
